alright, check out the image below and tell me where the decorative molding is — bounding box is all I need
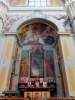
[26,10,49,19]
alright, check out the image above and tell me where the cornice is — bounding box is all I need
[0,1,66,15]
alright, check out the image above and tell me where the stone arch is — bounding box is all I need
[9,11,65,33]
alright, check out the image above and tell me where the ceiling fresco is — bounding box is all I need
[18,23,56,45]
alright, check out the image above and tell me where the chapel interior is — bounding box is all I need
[0,0,75,99]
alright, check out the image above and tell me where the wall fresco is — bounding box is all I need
[2,15,23,33]
[19,23,55,45]
[20,50,29,77]
[54,15,73,33]
[20,45,55,79]
[2,14,73,35]
[45,50,55,77]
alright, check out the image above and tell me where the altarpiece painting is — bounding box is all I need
[30,45,44,78]
[19,46,55,80]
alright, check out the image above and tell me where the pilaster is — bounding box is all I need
[0,35,17,96]
[59,33,75,97]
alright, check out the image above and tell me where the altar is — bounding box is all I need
[18,77,56,99]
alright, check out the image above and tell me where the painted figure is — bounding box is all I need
[43,93,48,100]
[26,92,32,100]
[20,57,28,76]
[46,56,55,77]
[33,92,41,100]
[21,23,55,45]
[31,49,43,76]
